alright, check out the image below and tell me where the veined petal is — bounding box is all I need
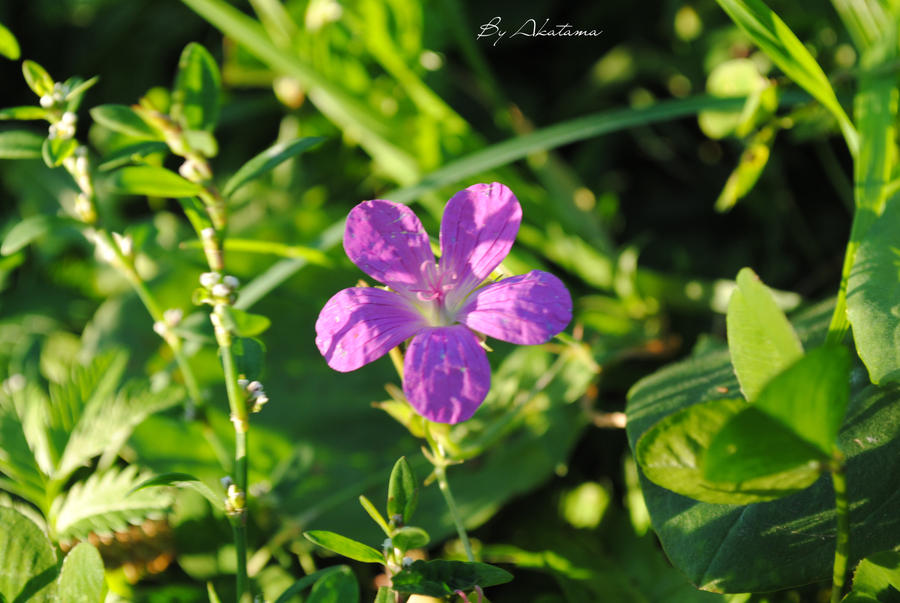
[458,270,572,345]
[403,325,490,424]
[439,183,521,304]
[344,200,436,298]
[316,287,425,372]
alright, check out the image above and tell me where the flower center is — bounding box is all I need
[411,261,458,326]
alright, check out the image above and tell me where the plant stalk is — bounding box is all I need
[830,456,849,603]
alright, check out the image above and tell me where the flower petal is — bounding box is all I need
[439,183,522,303]
[458,270,572,345]
[403,325,490,424]
[316,287,425,372]
[344,200,436,298]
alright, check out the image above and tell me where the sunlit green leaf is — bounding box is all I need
[129,471,225,512]
[42,136,78,168]
[0,106,48,121]
[303,530,384,564]
[219,306,271,337]
[358,495,391,537]
[0,507,57,602]
[222,136,324,198]
[0,130,45,159]
[90,104,163,140]
[56,542,106,603]
[22,60,54,98]
[172,42,221,131]
[391,526,430,551]
[0,22,20,60]
[2,215,79,256]
[110,165,203,197]
[843,550,900,602]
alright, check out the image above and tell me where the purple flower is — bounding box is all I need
[315,183,572,424]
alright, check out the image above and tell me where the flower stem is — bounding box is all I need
[425,424,474,562]
[830,455,849,603]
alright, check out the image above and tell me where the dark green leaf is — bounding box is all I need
[626,301,900,592]
[219,306,270,337]
[2,215,78,256]
[22,60,54,97]
[387,456,418,524]
[42,136,77,168]
[391,526,429,551]
[0,130,44,159]
[222,136,324,198]
[391,560,513,597]
[306,566,359,603]
[232,337,265,381]
[0,22,20,61]
[56,542,106,603]
[109,165,203,197]
[172,42,221,131]
[0,507,57,602]
[273,567,347,603]
[303,530,384,564]
[90,105,163,140]
[129,472,224,512]
[0,106,48,121]
[726,267,803,400]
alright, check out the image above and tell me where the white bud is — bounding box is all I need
[253,393,269,406]
[163,308,183,326]
[178,158,199,180]
[201,227,216,241]
[200,271,221,288]
[39,95,54,108]
[153,321,167,337]
[212,283,231,297]
[2,374,26,394]
[61,111,77,125]
[237,378,249,389]
[223,275,239,289]
[47,123,58,139]
[247,380,263,393]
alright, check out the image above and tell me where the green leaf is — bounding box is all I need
[703,407,824,486]
[219,306,271,337]
[698,58,775,139]
[0,106,48,121]
[0,22,20,60]
[306,565,359,603]
[90,105,163,140]
[626,300,900,592]
[51,465,172,544]
[172,42,221,131]
[374,587,393,603]
[109,165,203,197]
[844,550,900,601]
[56,542,106,603]
[726,267,803,400]
[273,567,347,603]
[2,215,78,256]
[184,129,218,157]
[206,582,222,603]
[391,560,513,597]
[222,136,324,198]
[391,526,430,551]
[358,495,391,537]
[0,130,44,159]
[0,507,57,602]
[22,60,54,97]
[129,471,225,512]
[387,456,418,524]
[42,136,78,168]
[97,141,169,171]
[303,530,384,564]
[64,76,100,109]
[715,130,774,212]
[714,0,858,153]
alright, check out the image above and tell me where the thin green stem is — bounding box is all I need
[831,455,850,603]
[433,462,474,562]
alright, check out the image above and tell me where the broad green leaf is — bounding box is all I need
[222,136,324,198]
[391,560,513,597]
[51,465,172,544]
[0,106,48,121]
[22,60,54,97]
[129,471,225,512]
[90,104,163,140]
[2,215,78,256]
[184,129,218,157]
[0,507,57,602]
[273,567,347,603]
[387,456,418,524]
[0,130,44,159]
[703,407,824,486]
[306,566,359,603]
[831,0,891,52]
[232,336,265,381]
[0,395,47,506]
[726,267,803,400]
[219,306,271,337]
[97,140,169,171]
[303,530,384,564]
[56,542,106,603]
[844,550,900,602]
[42,136,78,168]
[714,0,858,153]
[110,165,203,197]
[0,22,20,60]
[391,526,430,551]
[374,587,393,603]
[626,300,900,592]
[358,495,391,536]
[172,43,221,131]
[715,131,774,212]
[848,198,900,384]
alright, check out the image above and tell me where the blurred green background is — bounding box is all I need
[0,0,858,601]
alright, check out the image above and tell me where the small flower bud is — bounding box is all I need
[2,374,26,394]
[153,321,167,337]
[247,380,263,393]
[250,393,269,413]
[402,556,414,568]
[61,111,77,125]
[74,193,97,224]
[39,95,54,108]
[199,271,221,288]
[211,283,231,298]
[178,158,203,181]
[113,232,133,257]
[237,378,249,389]
[163,308,183,326]
[220,476,233,489]
[223,275,239,289]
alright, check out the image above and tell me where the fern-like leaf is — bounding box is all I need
[51,465,172,545]
[0,390,47,505]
